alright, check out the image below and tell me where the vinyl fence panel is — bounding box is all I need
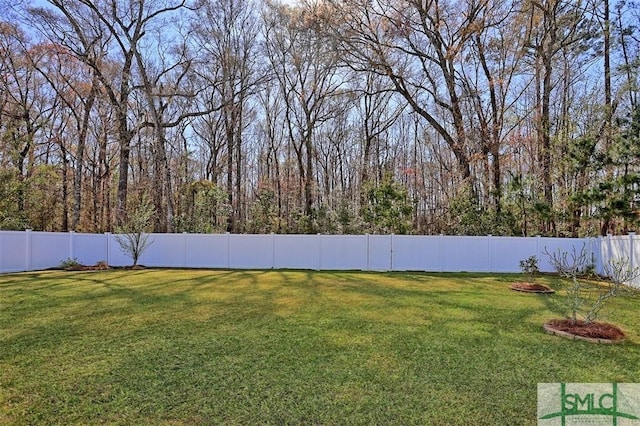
[536,237,593,272]
[441,236,491,272]
[0,231,28,273]
[319,235,368,270]
[367,235,392,271]
[72,233,108,266]
[30,232,73,271]
[605,236,632,265]
[392,235,441,271]
[144,234,185,267]
[600,234,640,287]
[185,234,228,268]
[489,237,539,273]
[230,234,274,269]
[2,231,635,286]
[108,233,134,267]
[274,235,319,269]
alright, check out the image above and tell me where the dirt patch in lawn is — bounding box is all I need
[544,319,626,343]
[510,282,555,293]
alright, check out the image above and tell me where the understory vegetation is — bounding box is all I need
[0,1,639,236]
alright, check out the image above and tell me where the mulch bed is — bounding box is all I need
[62,262,150,271]
[64,264,110,271]
[544,318,626,343]
[509,282,555,293]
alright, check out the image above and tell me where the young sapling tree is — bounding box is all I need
[544,244,638,324]
[114,197,156,267]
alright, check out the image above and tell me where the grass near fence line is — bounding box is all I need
[1,269,639,425]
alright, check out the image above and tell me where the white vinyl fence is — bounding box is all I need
[1,230,639,286]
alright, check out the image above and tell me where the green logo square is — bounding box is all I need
[538,383,640,425]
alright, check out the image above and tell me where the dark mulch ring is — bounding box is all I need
[509,282,555,293]
[61,263,149,271]
[65,265,148,271]
[63,263,110,271]
[544,318,626,343]
[128,265,146,270]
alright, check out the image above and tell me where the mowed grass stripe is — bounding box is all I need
[1,270,639,425]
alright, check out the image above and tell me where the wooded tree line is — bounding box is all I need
[0,0,638,236]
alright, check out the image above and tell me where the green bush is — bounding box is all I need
[519,255,540,282]
[59,257,81,270]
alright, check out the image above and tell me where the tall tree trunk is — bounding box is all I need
[61,144,69,231]
[541,58,553,211]
[116,112,132,226]
[234,104,243,231]
[72,79,97,231]
[604,0,612,150]
[226,105,235,232]
[304,131,314,219]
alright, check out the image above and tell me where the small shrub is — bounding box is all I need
[579,262,598,279]
[519,255,539,282]
[59,257,81,270]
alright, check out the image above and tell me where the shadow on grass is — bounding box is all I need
[2,269,640,425]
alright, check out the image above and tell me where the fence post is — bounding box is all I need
[487,234,492,273]
[589,236,595,272]
[595,236,603,275]
[69,231,75,261]
[629,232,636,273]
[24,229,31,271]
[105,233,111,266]
[271,233,275,269]
[317,233,322,271]
[439,234,444,272]
[183,232,188,268]
[226,232,231,269]
[366,234,370,271]
[390,233,394,271]
[606,234,613,273]
[25,229,33,271]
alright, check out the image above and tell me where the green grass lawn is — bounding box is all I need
[1,269,639,425]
